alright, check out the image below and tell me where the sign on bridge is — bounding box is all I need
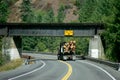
[64,30,74,36]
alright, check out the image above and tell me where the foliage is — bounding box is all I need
[35,42,46,52]
[20,0,34,22]
[0,36,10,66]
[0,0,9,23]
[20,3,66,23]
[75,0,80,8]
[47,8,55,23]
[35,10,43,22]
[76,38,89,55]
[22,37,37,51]
[78,0,120,62]
[57,4,66,23]
[22,37,89,55]
[42,8,55,23]
[78,0,115,23]
[103,0,120,61]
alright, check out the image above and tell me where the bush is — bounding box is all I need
[0,36,3,65]
[0,36,10,66]
[0,53,3,65]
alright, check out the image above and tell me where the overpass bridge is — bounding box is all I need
[0,23,104,60]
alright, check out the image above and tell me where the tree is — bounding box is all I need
[37,12,42,22]
[100,0,120,62]
[35,42,46,52]
[47,8,55,22]
[22,37,37,51]
[103,0,120,62]
[20,0,34,22]
[75,0,80,9]
[78,0,96,22]
[0,0,9,23]
[57,4,65,23]
[77,0,120,62]
[75,38,89,55]
[78,0,115,23]
[42,8,55,23]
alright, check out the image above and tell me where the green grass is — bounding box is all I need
[0,59,23,72]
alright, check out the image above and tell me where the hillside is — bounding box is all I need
[7,0,78,23]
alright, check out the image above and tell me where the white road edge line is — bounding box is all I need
[8,60,46,80]
[78,61,116,80]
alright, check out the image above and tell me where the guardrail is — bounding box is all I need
[22,51,56,55]
[76,55,120,71]
[24,59,39,65]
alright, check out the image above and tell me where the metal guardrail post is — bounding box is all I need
[118,63,120,71]
[24,59,37,65]
[24,59,29,65]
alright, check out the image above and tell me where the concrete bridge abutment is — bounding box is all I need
[2,36,22,60]
[88,35,105,59]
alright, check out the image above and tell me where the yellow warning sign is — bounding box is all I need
[64,30,73,36]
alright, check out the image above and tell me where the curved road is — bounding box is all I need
[0,53,120,80]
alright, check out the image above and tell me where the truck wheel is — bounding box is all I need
[58,57,60,60]
[57,55,60,60]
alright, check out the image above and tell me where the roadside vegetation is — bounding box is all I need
[0,59,23,72]
[76,0,120,62]
[0,36,3,65]
[0,36,23,71]
[0,36,11,66]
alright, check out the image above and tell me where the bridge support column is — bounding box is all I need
[13,36,22,57]
[88,35,105,59]
[2,37,21,60]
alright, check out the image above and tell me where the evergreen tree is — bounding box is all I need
[79,0,98,22]
[42,8,55,23]
[37,13,42,22]
[0,0,9,23]
[94,0,120,62]
[75,0,83,9]
[35,42,46,52]
[103,0,120,62]
[48,8,55,23]
[57,4,65,23]
[78,0,120,61]
[20,0,34,22]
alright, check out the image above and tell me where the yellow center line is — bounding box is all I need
[59,61,72,80]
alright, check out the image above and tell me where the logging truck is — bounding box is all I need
[57,40,76,60]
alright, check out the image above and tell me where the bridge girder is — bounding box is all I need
[0,23,104,36]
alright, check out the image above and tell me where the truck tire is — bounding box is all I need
[58,55,63,60]
[58,56,60,60]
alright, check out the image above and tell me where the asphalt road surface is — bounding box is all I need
[0,53,120,80]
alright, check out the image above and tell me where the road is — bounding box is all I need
[0,53,120,80]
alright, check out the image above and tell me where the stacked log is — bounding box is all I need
[63,40,76,54]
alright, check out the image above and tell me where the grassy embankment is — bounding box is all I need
[0,59,23,72]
